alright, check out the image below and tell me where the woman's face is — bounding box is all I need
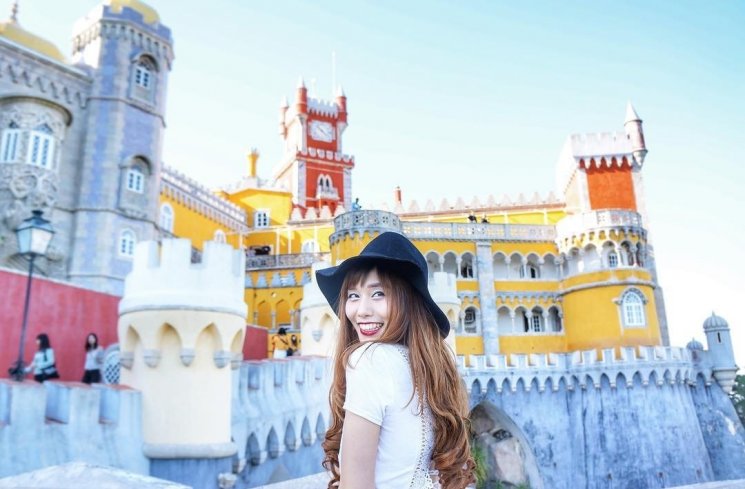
[87,334,95,345]
[345,269,390,342]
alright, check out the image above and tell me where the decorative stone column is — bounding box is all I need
[476,242,499,354]
[118,239,246,489]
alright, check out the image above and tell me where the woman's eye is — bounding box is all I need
[347,292,359,299]
[372,290,385,298]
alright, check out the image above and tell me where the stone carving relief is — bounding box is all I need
[0,106,66,137]
[0,163,64,270]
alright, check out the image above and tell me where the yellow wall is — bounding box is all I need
[224,187,293,227]
[160,195,240,250]
[456,336,484,355]
[499,335,567,356]
[562,282,660,351]
[245,286,304,329]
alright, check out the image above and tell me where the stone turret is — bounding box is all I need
[118,238,246,489]
[703,312,738,393]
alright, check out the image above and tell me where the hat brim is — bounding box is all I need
[315,254,451,337]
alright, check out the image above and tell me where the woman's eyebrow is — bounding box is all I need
[365,282,382,288]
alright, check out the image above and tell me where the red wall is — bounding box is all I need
[0,269,120,382]
[586,165,637,211]
[244,325,269,360]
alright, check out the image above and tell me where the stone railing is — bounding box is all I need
[458,346,703,397]
[403,222,556,242]
[330,210,402,244]
[246,253,330,270]
[556,209,643,243]
[161,166,248,232]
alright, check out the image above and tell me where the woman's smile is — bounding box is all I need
[345,269,390,342]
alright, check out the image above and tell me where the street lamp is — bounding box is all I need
[8,210,55,382]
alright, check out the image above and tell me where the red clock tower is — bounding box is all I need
[274,78,354,213]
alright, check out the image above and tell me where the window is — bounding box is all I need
[135,62,152,89]
[132,57,156,103]
[531,314,542,332]
[119,230,136,257]
[0,127,21,163]
[159,203,174,233]
[214,229,226,243]
[464,307,478,333]
[621,289,646,327]
[254,210,269,228]
[26,125,56,169]
[608,251,618,268]
[302,240,318,253]
[519,264,539,279]
[127,167,144,193]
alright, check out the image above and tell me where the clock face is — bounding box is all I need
[309,120,334,143]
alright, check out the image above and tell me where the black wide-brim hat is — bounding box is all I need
[315,231,450,337]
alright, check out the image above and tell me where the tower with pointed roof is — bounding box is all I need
[274,79,354,213]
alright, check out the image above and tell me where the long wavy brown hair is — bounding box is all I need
[322,263,475,488]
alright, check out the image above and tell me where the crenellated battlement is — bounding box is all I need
[458,346,715,396]
[0,380,147,477]
[232,356,331,473]
[307,98,339,117]
[119,239,246,317]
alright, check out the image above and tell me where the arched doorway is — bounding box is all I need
[470,401,543,489]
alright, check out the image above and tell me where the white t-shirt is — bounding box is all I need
[343,343,436,488]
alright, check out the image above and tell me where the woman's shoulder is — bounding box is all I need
[348,343,409,370]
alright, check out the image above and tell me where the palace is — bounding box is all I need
[2,2,743,488]
[0,0,668,359]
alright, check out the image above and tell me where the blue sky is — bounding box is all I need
[8,1,745,363]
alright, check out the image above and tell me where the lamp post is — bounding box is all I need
[8,210,55,382]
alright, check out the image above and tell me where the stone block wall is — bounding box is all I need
[0,380,146,478]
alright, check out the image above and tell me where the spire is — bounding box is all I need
[297,76,306,89]
[625,101,641,123]
[335,84,345,97]
[279,96,288,108]
[10,0,18,22]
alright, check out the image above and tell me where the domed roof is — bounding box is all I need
[0,7,65,63]
[703,312,729,330]
[686,338,704,351]
[106,0,160,24]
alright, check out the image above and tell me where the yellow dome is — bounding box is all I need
[106,0,160,24]
[0,19,66,63]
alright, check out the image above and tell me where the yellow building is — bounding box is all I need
[159,85,667,359]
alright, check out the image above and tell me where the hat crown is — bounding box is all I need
[361,232,427,272]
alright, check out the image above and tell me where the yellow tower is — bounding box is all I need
[118,239,246,486]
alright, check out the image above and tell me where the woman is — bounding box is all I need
[25,333,59,383]
[316,232,474,489]
[82,333,104,384]
[272,327,291,359]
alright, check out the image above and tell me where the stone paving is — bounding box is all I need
[255,474,745,489]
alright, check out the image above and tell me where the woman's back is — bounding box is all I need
[343,343,436,488]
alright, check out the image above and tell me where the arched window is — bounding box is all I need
[607,251,618,268]
[530,307,544,332]
[461,253,475,279]
[214,229,226,243]
[159,203,174,233]
[463,306,479,334]
[302,240,318,253]
[519,264,540,279]
[132,57,157,103]
[26,124,56,169]
[126,166,145,193]
[621,289,646,327]
[0,122,21,163]
[119,229,136,257]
